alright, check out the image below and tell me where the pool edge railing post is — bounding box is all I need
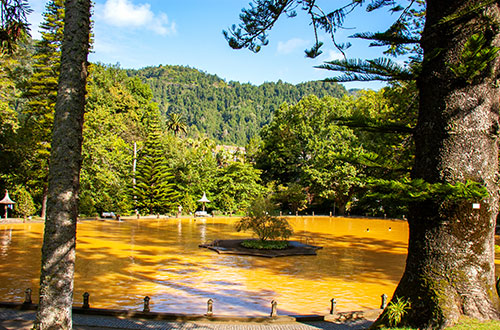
[23,288,32,305]
[270,300,277,317]
[380,294,388,309]
[143,296,150,312]
[330,298,336,314]
[206,298,213,316]
[83,292,90,309]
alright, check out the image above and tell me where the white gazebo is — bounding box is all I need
[0,190,15,220]
[198,192,210,211]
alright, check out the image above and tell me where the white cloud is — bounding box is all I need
[277,38,309,55]
[324,50,344,61]
[101,0,176,36]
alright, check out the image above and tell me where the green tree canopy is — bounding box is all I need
[214,161,265,214]
[257,95,363,214]
[80,63,158,216]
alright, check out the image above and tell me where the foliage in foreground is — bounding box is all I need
[385,297,411,327]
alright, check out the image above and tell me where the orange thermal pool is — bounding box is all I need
[0,216,488,316]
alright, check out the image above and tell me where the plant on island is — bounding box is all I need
[235,196,293,250]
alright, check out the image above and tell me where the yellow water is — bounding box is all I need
[0,216,471,316]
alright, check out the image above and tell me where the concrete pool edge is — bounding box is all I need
[0,301,382,323]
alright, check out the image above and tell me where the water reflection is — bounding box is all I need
[0,228,12,256]
[0,217,493,316]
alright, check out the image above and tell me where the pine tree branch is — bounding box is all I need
[351,31,420,45]
[0,0,31,53]
[317,58,415,82]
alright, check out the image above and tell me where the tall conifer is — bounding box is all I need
[21,0,64,218]
[133,113,178,215]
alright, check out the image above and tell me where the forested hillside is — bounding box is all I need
[126,65,347,145]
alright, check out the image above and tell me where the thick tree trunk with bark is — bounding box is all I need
[33,1,91,329]
[374,1,500,328]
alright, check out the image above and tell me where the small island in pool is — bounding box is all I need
[199,239,322,258]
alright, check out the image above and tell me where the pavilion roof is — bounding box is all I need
[0,191,15,204]
[198,192,210,203]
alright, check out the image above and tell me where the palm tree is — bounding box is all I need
[167,113,187,136]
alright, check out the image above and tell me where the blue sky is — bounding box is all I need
[27,0,397,89]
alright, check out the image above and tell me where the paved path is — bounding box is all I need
[0,308,372,330]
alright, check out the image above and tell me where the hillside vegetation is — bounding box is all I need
[126,65,347,145]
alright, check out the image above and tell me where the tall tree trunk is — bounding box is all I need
[335,198,347,216]
[33,1,91,329]
[374,1,500,328]
[40,184,47,219]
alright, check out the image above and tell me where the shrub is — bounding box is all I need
[241,240,289,250]
[235,196,293,241]
[14,187,36,221]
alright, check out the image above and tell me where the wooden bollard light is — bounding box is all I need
[381,294,388,309]
[83,292,90,309]
[270,300,278,317]
[330,298,336,314]
[143,296,150,312]
[206,298,213,316]
[23,288,32,305]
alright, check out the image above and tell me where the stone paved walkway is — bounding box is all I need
[0,308,372,330]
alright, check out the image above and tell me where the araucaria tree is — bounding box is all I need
[0,0,31,53]
[133,113,178,215]
[226,0,500,328]
[33,0,91,329]
[21,0,64,218]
